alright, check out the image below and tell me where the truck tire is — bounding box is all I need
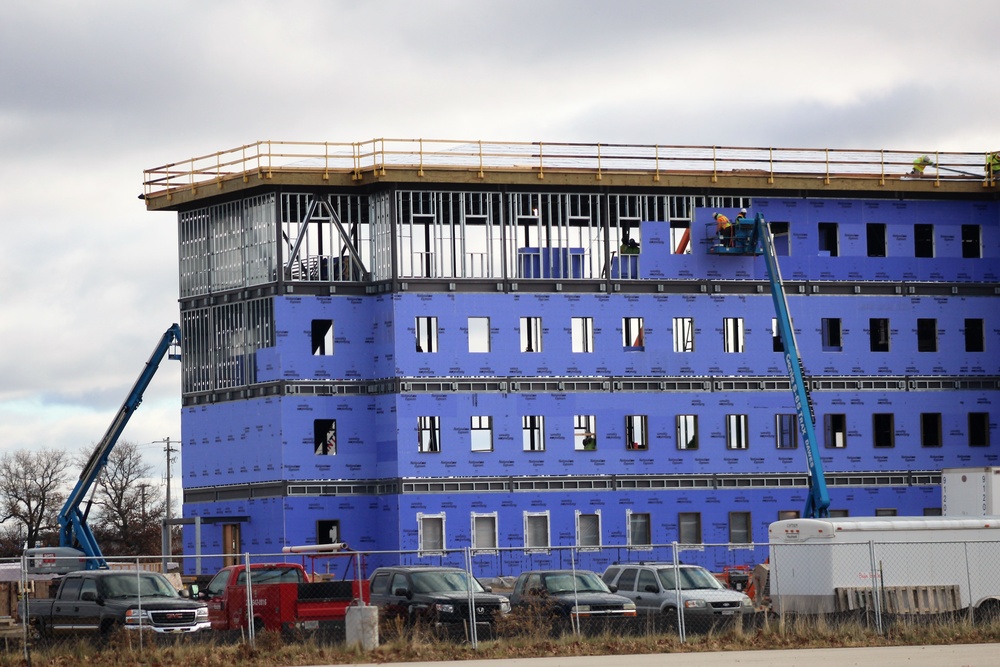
[976,599,1000,625]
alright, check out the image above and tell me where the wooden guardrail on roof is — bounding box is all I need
[142,139,996,202]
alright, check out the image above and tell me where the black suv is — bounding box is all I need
[368,566,510,636]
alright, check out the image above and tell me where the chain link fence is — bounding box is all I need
[6,537,1000,656]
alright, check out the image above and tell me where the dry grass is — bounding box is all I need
[4,615,1000,667]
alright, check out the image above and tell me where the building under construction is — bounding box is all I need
[142,140,998,572]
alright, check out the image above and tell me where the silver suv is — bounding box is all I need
[602,563,752,628]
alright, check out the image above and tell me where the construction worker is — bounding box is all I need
[714,212,733,246]
[987,152,1000,180]
[910,155,935,176]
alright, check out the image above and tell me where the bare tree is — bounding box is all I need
[85,440,167,557]
[0,449,71,554]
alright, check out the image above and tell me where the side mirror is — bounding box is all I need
[393,587,411,599]
[81,591,98,602]
[608,584,618,593]
[483,585,493,593]
[644,584,658,593]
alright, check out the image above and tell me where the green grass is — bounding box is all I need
[6,614,1000,667]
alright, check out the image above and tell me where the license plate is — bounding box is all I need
[298,620,319,630]
[721,610,735,615]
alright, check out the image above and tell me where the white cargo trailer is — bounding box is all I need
[767,516,1000,617]
[942,467,1000,516]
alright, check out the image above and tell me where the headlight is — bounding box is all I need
[683,599,707,609]
[570,605,591,614]
[435,603,455,614]
[623,602,637,611]
[500,598,511,614]
[196,606,209,619]
[124,608,150,625]
[741,596,754,608]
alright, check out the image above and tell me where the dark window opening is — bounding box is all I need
[821,318,842,351]
[969,412,990,447]
[962,224,981,258]
[770,221,790,256]
[914,224,934,258]
[825,413,847,448]
[965,319,985,352]
[818,222,839,256]
[917,318,937,352]
[921,413,942,448]
[866,223,886,257]
[314,419,336,455]
[317,520,340,545]
[870,318,890,352]
[311,319,334,355]
[873,413,894,448]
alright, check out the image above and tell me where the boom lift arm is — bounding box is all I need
[709,214,830,517]
[57,323,182,568]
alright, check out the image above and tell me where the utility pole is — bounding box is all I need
[161,437,176,571]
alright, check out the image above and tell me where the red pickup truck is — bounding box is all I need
[197,561,369,634]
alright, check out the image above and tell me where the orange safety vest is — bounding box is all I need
[715,214,731,230]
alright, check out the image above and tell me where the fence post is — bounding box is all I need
[672,542,686,643]
[868,541,883,634]
[465,546,478,648]
[245,552,255,646]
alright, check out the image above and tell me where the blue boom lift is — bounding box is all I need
[709,214,830,518]
[28,324,182,572]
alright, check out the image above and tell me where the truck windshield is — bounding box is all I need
[657,567,725,591]
[410,571,485,594]
[101,573,180,598]
[543,572,609,594]
[237,567,304,585]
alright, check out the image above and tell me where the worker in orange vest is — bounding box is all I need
[714,212,733,246]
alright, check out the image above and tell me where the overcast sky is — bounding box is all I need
[1,1,998,498]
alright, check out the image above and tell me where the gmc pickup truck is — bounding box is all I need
[197,561,369,634]
[21,570,210,639]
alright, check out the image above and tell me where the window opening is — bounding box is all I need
[723,317,744,353]
[965,318,985,352]
[676,414,698,450]
[468,317,490,353]
[777,510,800,521]
[520,316,543,352]
[770,221,790,256]
[576,510,601,548]
[969,412,990,447]
[869,318,890,352]
[472,513,498,552]
[962,224,981,258]
[418,513,445,553]
[914,224,934,258]
[524,512,550,551]
[873,413,895,448]
[875,508,898,517]
[673,317,694,352]
[821,318,842,351]
[314,419,336,455]
[571,317,594,353]
[678,512,702,544]
[575,415,597,451]
[726,414,749,450]
[625,415,648,450]
[818,222,839,256]
[627,510,651,547]
[825,413,847,448]
[418,416,440,453]
[522,415,545,451]
[311,319,334,355]
[623,317,644,350]
[317,520,340,545]
[921,413,942,448]
[729,511,751,544]
[917,318,937,352]
[866,223,886,257]
[772,318,784,352]
[776,414,798,449]
[415,316,438,353]
[471,415,493,452]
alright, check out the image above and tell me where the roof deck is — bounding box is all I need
[143,139,998,210]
